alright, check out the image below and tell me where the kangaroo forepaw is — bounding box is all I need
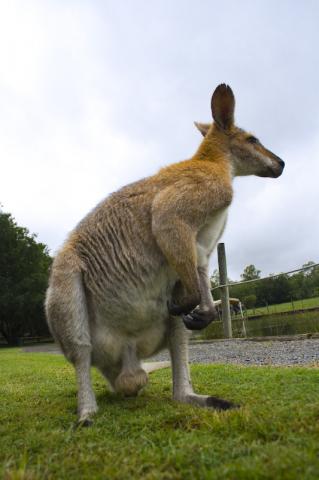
[168,297,199,316]
[168,301,189,316]
[182,308,216,330]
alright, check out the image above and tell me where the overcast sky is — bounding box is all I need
[0,0,318,280]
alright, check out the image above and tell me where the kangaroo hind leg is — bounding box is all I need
[168,316,238,410]
[45,261,98,426]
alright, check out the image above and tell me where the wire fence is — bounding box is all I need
[202,259,319,340]
[211,262,319,292]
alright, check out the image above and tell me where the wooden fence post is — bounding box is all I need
[217,242,232,338]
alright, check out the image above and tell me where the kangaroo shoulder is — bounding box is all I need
[152,160,233,215]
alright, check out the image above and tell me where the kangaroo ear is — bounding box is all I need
[194,121,211,137]
[211,84,235,130]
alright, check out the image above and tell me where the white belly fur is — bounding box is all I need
[196,208,228,267]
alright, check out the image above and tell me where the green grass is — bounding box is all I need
[1,350,319,479]
[245,296,319,317]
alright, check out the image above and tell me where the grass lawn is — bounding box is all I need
[245,296,319,317]
[1,350,319,479]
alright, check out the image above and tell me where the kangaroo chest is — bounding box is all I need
[196,208,228,267]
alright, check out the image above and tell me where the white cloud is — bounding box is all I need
[0,1,162,253]
[0,0,318,278]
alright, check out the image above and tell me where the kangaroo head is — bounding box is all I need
[195,84,285,178]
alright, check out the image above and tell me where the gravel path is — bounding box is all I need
[24,338,319,366]
[150,338,319,366]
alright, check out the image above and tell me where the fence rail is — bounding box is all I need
[212,243,319,338]
[211,262,319,292]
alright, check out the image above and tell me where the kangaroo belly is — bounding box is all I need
[91,320,168,368]
[89,264,177,367]
[91,263,176,328]
[196,208,228,267]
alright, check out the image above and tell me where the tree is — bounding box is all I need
[225,259,318,309]
[240,264,261,281]
[210,269,220,286]
[210,269,221,300]
[242,294,257,309]
[302,261,316,276]
[0,211,52,345]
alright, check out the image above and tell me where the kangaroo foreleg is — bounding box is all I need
[182,265,218,330]
[153,219,201,314]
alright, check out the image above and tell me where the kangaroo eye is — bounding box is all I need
[247,136,259,144]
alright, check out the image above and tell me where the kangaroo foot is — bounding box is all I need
[175,393,239,410]
[76,400,98,428]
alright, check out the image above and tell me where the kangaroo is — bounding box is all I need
[45,84,284,425]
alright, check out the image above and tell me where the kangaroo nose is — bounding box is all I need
[278,159,285,168]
